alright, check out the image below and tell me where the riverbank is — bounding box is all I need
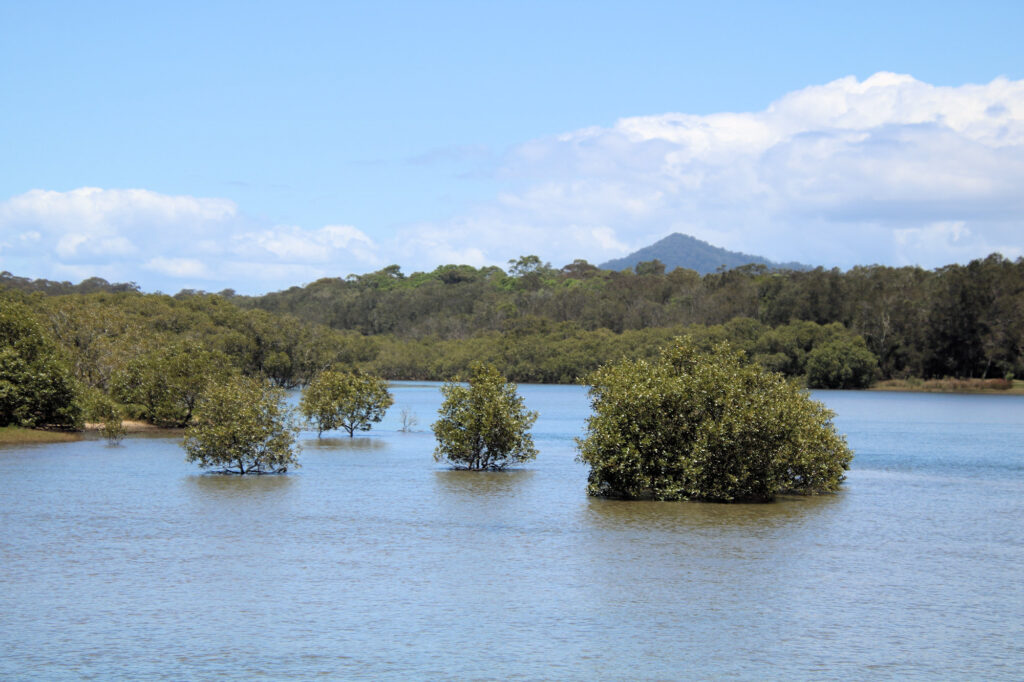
[0,421,174,445]
[0,426,82,444]
[871,378,1024,395]
[82,420,168,433]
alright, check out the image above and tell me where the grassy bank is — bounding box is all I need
[1,420,177,445]
[871,378,1024,395]
[0,426,83,445]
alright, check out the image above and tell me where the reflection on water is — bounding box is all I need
[433,469,536,498]
[0,385,1022,680]
[301,436,389,451]
[186,472,295,497]
[581,491,843,532]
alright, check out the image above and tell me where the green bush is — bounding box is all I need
[184,375,299,475]
[81,387,126,444]
[576,337,853,501]
[805,337,878,389]
[299,369,393,437]
[432,362,538,470]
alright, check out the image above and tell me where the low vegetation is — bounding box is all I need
[183,375,300,475]
[1,250,1020,442]
[0,425,81,444]
[873,377,1022,394]
[577,338,854,501]
[299,369,393,437]
[432,362,538,470]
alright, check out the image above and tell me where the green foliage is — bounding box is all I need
[806,336,879,389]
[0,298,83,429]
[99,418,127,444]
[80,387,126,443]
[184,375,299,475]
[90,392,126,444]
[111,340,233,427]
[299,369,393,437]
[253,253,1022,382]
[432,362,538,470]
[576,338,853,501]
[635,259,666,276]
[4,251,1022,388]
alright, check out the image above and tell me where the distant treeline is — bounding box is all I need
[2,252,1022,404]
[231,253,1023,381]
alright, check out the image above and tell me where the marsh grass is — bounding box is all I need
[0,426,82,444]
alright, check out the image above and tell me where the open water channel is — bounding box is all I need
[1,383,1022,679]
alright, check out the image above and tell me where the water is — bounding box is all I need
[1,384,1022,679]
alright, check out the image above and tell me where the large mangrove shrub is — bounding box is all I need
[184,375,299,475]
[300,369,393,437]
[576,337,853,501]
[432,362,538,470]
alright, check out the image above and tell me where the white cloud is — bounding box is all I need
[233,224,379,265]
[0,187,379,293]
[399,72,1024,270]
[4,73,1023,291]
[1,187,237,230]
[144,257,211,278]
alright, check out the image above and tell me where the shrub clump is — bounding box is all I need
[432,362,538,470]
[805,336,878,389]
[299,369,393,437]
[184,375,299,475]
[576,337,853,501]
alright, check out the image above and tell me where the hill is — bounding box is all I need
[599,233,809,274]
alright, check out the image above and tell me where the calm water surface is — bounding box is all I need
[1,385,1022,679]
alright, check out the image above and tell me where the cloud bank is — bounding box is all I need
[0,187,380,293]
[396,72,1024,269]
[2,73,1022,292]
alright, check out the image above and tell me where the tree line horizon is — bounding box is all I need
[3,250,1021,388]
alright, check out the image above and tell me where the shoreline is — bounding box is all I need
[1,421,180,445]
[4,378,1022,446]
[868,379,1024,396]
[0,426,83,445]
[82,420,171,433]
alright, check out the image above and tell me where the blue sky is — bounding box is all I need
[2,0,1023,293]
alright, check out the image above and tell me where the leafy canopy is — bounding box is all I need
[184,375,299,475]
[111,340,233,427]
[805,336,878,389]
[0,298,82,429]
[576,337,853,501]
[299,369,393,437]
[432,362,538,470]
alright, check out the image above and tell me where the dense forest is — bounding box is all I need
[1,251,1022,429]
[235,253,1023,382]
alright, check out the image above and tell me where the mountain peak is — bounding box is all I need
[599,233,809,274]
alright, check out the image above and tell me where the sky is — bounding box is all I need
[2,0,1023,294]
